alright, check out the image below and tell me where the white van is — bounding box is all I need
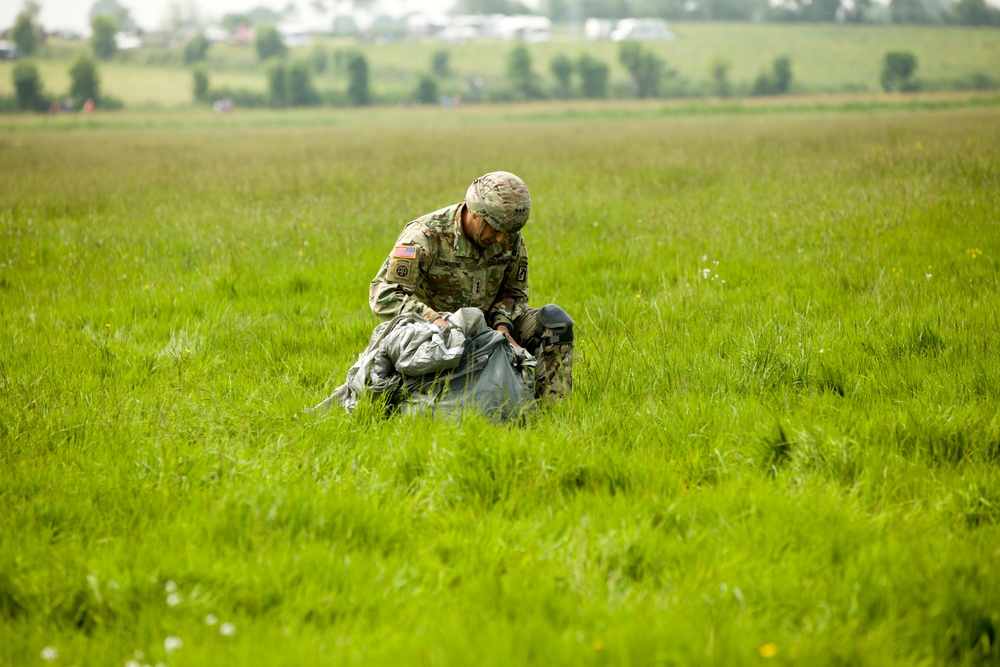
[610,18,675,41]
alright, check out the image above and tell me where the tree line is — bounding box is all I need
[460,0,1000,25]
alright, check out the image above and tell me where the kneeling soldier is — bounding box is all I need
[369,171,574,400]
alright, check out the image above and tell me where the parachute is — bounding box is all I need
[311,307,536,422]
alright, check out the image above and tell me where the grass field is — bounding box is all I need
[1,100,999,666]
[1,23,1000,107]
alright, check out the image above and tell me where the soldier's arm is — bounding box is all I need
[369,226,442,323]
[486,236,529,333]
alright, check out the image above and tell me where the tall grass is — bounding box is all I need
[1,105,999,665]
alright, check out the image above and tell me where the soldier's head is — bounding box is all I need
[465,171,531,242]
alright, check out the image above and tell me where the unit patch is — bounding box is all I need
[388,257,416,287]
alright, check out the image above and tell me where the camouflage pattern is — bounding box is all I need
[370,203,529,331]
[465,171,531,234]
[534,343,573,400]
[511,307,574,400]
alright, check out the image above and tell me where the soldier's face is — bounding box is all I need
[471,215,506,249]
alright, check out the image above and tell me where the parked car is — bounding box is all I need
[609,18,675,41]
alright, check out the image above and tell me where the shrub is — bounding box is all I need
[255,24,287,62]
[266,59,288,108]
[576,53,609,99]
[346,51,370,106]
[619,42,664,98]
[507,44,542,100]
[192,65,209,102]
[414,74,437,104]
[288,60,321,107]
[752,55,793,96]
[69,53,101,106]
[881,51,918,92]
[710,55,731,97]
[432,50,451,79]
[91,14,118,60]
[12,61,48,111]
[550,54,573,98]
[183,33,211,65]
[310,45,328,74]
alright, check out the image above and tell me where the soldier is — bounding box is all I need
[370,171,574,400]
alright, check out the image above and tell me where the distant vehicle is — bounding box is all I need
[278,23,311,48]
[584,18,615,41]
[115,33,142,50]
[609,18,675,41]
[0,40,18,60]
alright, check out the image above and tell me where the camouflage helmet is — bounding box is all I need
[465,171,531,234]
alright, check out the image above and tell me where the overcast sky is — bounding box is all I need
[1,0,455,34]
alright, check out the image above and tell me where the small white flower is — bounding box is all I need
[220,622,236,637]
[126,660,141,667]
[701,268,711,279]
[820,349,825,354]
[164,637,183,653]
[701,254,708,261]
[205,613,218,625]
[720,279,726,284]
[926,273,932,280]
[164,581,177,593]
[41,647,58,661]
[166,592,182,607]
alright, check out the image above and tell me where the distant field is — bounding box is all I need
[1,103,999,665]
[1,23,999,107]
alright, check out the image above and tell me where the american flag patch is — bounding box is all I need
[393,246,417,259]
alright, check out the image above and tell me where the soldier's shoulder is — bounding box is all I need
[414,203,461,230]
[404,203,459,240]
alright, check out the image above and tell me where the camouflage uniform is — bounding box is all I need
[370,179,573,400]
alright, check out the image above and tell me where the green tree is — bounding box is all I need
[255,24,288,62]
[890,0,933,22]
[752,55,792,95]
[266,59,289,107]
[773,55,792,93]
[311,45,328,74]
[346,51,370,106]
[953,0,1000,24]
[619,42,664,98]
[710,55,731,97]
[183,32,211,65]
[90,14,118,60]
[432,50,451,79]
[507,44,542,99]
[12,11,38,57]
[69,53,101,106]
[89,0,135,30]
[12,61,47,111]
[576,53,609,99]
[550,54,574,98]
[192,65,209,101]
[455,0,531,13]
[415,74,438,104]
[288,60,321,106]
[880,51,918,91]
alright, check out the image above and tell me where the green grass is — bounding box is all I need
[1,104,999,666]
[1,23,1000,107]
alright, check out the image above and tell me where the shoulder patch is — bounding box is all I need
[393,245,418,259]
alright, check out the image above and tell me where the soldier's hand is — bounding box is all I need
[433,317,449,328]
[496,324,521,348]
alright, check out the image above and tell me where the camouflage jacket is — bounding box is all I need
[369,203,529,331]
